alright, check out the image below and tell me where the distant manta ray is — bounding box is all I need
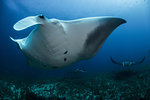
[110,56,145,67]
[10,15,126,69]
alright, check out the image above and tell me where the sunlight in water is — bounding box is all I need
[4,0,149,17]
[104,0,148,14]
[4,0,148,11]
[5,0,19,11]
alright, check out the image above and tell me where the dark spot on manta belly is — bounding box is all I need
[64,58,67,62]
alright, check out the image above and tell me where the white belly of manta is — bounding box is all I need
[10,15,126,69]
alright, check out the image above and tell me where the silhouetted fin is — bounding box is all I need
[13,15,48,31]
[133,56,145,65]
[110,56,122,65]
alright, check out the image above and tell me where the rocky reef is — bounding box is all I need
[0,65,150,100]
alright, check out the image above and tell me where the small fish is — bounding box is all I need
[71,68,87,73]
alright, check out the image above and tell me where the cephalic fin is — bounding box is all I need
[13,15,47,31]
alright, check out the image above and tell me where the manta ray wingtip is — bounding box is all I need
[114,17,127,24]
[121,18,127,23]
[10,36,15,42]
[117,17,127,24]
[9,36,19,43]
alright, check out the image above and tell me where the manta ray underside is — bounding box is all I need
[11,15,126,69]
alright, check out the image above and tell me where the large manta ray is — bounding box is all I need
[10,15,126,69]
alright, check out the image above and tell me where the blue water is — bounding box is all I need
[0,0,150,79]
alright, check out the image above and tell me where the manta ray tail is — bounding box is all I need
[13,15,47,31]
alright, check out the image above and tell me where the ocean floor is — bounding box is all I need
[0,65,150,100]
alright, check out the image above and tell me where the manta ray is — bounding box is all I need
[10,15,126,69]
[110,56,145,67]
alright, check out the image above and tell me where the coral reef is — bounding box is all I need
[0,65,150,100]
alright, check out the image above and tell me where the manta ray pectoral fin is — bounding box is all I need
[13,15,48,31]
[134,56,146,65]
[83,17,126,58]
[110,56,122,65]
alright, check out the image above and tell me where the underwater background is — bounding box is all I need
[0,0,150,99]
